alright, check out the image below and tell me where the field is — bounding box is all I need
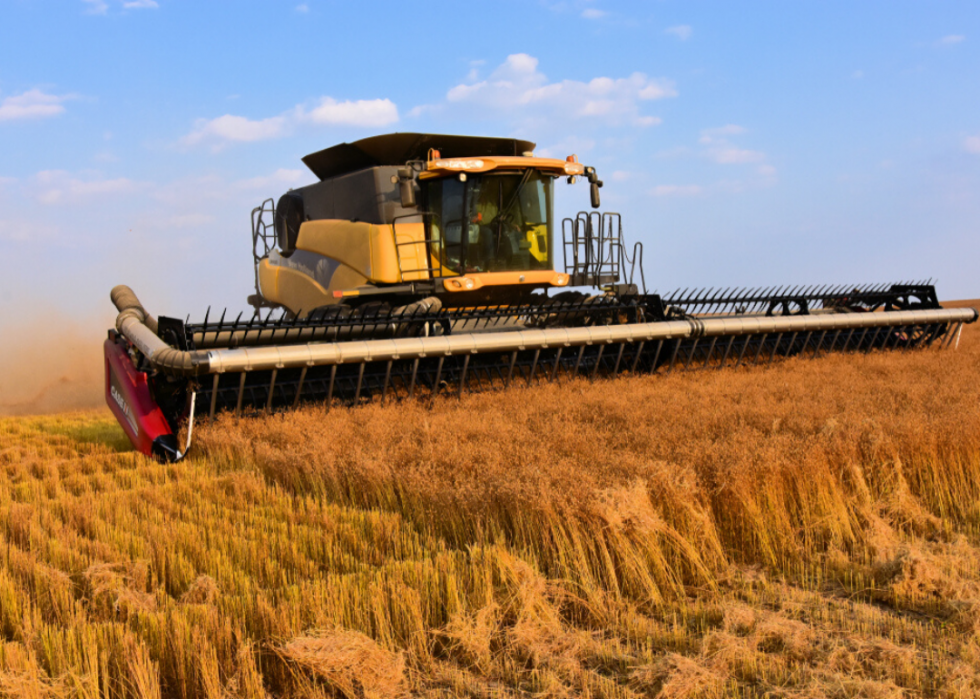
[0,304,978,698]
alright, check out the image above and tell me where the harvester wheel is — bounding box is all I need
[549,291,589,304]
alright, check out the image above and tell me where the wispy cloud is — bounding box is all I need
[295,3,309,12]
[294,98,398,127]
[180,96,398,151]
[84,0,158,12]
[699,125,770,167]
[32,170,143,205]
[181,114,287,150]
[665,25,692,41]
[82,0,108,14]
[711,147,766,164]
[965,135,980,155]
[652,184,702,197]
[431,53,675,128]
[534,136,596,159]
[581,8,606,20]
[0,89,75,122]
[699,124,746,143]
[0,218,60,243]
[234,168,306,191]
[938,34,965,45]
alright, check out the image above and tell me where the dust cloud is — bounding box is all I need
[0,313,111,416]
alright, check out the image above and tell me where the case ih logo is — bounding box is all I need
[110,383,139,437]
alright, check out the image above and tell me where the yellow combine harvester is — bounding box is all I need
[253,133,584,313]
[105,133,977,460]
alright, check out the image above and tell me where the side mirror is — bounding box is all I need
[590,182,601,209]
[400,181,416,208]
[398,167,416,208]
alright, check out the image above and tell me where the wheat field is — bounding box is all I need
[0,305,978,698]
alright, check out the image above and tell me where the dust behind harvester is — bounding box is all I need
[103,133,978,461]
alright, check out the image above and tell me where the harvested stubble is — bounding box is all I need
[0,307,978,698]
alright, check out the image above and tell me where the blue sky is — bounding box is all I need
[1,0,978,327]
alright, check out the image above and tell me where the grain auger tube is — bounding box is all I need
[105,133,979,461]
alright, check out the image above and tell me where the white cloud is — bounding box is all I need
[939,34,965,45]
[0,89,74,122]
[32,170,142,205]
[82,0,108,14]
[295,4,309,12]
[405,104,433,119]
[652,184,702,197]
[691,125,776,185]
[634,116,663,127]
[852,70,864,79]
[181,114,287,150]
[150,169,310,211]
[182,94,399,150]
[697,125,768,166]
[610,171,631,182]
[581,8,606,19]
[84,0,158,12]
[665,25,692,41]
[440,53,675,128]
[0,218,60,242]
[235,169,306,191]
[699,124,745,144]
[654,146,691,159]
[965,136,980,154]
[534,136,596,159]
[150,174,227,208]
[296,97,399,127]
[711,147,766,164]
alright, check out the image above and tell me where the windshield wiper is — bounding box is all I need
[495,179,504,257]
[501,168,533,219]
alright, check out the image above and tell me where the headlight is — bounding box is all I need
[433,159,485,170]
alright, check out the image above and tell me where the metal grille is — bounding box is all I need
[250,198,277,299]
[562,212,622,286]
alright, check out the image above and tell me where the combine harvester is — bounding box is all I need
[105,133,978,460]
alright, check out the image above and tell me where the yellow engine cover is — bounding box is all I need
[296,219,428,284]
[257,219,431,315]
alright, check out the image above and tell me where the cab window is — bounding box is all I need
[426,171,553,275]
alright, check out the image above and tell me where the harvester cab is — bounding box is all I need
[250,133,628,316]
[105,132,977,462]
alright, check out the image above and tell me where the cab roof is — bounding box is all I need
[302,133,537,181]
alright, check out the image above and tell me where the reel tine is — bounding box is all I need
[459,354,471,395]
